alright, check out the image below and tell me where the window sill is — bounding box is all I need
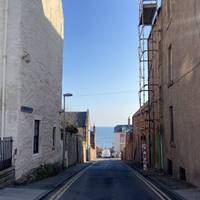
[32,152,40,159]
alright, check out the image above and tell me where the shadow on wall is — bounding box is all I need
[15,0,64,179]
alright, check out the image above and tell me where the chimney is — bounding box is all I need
[93,125,96,134]
[128,117,131,126]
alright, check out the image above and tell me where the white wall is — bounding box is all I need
[0,0,64,179]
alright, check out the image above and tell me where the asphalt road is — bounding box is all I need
[51,160,163,200]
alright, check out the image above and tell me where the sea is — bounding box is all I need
[96,127,114,148]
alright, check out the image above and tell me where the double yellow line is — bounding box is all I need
[49,162,96,200]
[125,164,172,200]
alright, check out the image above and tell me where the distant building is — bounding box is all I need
[113,124,132,157]
[123,130,133,161]
[132,103,149,164]
[0,0,64,180]
[63,110,91,162]
[90,126,96,161]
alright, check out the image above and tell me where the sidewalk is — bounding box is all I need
[0,162,91,200]
[126,161,200,200]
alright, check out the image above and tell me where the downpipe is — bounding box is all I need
[1,0,9,140]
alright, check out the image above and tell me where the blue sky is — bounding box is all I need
[62,0,139,126]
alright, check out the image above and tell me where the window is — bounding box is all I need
[52,127,56,149]
[60,129,64,140]
[179,167,186,181]
[168,45,173,85]
[167,0,172,21]
[33,120,40,154]
[169,106,174,143]
[167,159,173,175]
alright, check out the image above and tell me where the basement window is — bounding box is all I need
[167,159,173,176]
[179,167,186,181]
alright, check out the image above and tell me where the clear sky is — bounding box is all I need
[62,0,139,127]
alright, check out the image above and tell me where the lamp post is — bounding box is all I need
[63,93,73,168]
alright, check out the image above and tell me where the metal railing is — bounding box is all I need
[0,137,13,171]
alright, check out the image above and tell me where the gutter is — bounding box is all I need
[1,0,9,140]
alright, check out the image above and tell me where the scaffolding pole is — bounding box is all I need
[138,0,158,172]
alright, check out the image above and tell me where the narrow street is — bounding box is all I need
[48,160,166,200]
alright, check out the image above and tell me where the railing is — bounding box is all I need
[0,137,13,171]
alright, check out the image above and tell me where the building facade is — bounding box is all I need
[0,0,64,179]
[123,131,133,161]
[142,0,200,186]
[132,103,150,164]
[90,126,96,161]
[113,124,132,157]
[148,8,163,170]
[64,111,91,163]
[160,0,200,186]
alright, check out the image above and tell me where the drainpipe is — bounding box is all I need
[1,0,9,140]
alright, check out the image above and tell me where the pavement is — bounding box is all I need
[46,159,171,200]
[126,161,200,200]
[0,163,91,200]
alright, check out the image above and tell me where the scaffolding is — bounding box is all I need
[138,0,158,169]
[138,0,158,107]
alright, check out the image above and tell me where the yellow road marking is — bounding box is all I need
[125,164,172,200]
[49,162,96,200]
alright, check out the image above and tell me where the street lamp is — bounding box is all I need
[63,93,73,168]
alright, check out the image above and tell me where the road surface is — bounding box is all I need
[49,160,167,200]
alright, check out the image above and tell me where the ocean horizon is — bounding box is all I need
[96,127,114,148]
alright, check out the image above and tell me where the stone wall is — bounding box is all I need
[90,147,96,161]
[0,0,64,179]
[123,133,133,161]
[66,134,84,167]
[160,0,200,186]
[132,104,149,164]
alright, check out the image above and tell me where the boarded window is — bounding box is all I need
[167,159,173,175]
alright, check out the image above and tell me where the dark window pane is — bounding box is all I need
[33,120,40,154]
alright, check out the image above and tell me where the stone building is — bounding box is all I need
[132,103,149,164]
[144,0,200,186]
[113,124,132,157]
[148,8,163,170]
[90,126,96,161]
[0,0,64,179]
[64,111,91,162]
[122,129,133,161]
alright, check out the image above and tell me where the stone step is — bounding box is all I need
[0,167,15,188]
